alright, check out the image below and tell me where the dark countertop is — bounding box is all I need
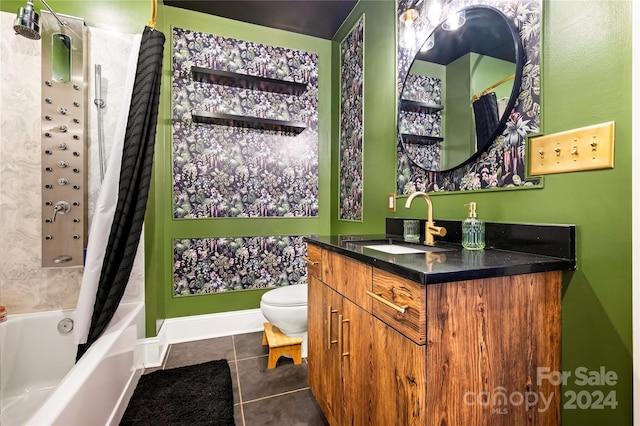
[304,231,576,285]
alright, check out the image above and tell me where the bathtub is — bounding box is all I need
[0,302,145,425]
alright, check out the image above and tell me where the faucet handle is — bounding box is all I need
[50,201,71,222]
[428,225,447,237]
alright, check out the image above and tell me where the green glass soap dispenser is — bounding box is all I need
[462,202,485,250]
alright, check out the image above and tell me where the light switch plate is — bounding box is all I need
[388,193,396,212]
[528,122,615,175]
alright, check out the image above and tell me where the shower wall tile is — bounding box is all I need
[0,13,143,314]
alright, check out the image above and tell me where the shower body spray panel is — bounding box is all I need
[40,11,88,268]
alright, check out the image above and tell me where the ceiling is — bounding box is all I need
[163,0,359,40]
[416,7,516,65]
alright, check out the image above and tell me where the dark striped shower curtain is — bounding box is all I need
[472,91,500,150]
[77,26,165,360]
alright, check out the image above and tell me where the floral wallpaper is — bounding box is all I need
[338,16,364,221]
[172,28,319,218]
[173,236,308,295]
[402,74,442,105]
[396,0,542,192]
[399,74,443,171]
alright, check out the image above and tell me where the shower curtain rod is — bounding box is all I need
[472,73,516,102]
[147,0,157,29]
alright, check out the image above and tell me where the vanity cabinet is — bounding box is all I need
[306,242,562,426]
[307,247,427,425]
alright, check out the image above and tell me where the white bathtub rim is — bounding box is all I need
[24,302,144,426]
[0,307,75,325]
[1,304,266,424]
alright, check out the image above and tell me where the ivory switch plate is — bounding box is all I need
[529,122,615,175]
[388,193,396,212]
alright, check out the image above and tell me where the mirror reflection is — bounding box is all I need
[398,5,523,172]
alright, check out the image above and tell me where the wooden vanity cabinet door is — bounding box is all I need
[369,316,427,426]
[339,297,375,426]
[307,275,343,426]
[425,272,562,425]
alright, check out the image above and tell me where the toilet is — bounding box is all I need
[260,284,308,358]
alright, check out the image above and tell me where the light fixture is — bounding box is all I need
[14,0,69,40]
[427,2,442,24]
[399,7,419,26]
[442,10,466,31]
[399,8,420,49]
[420,34,434,52]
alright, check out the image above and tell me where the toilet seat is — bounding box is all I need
[261,284,307,307]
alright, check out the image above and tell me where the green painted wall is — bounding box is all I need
[446,54,474,166]
[331,0,398,234]
[469,52,515,100]
[333,0,632,423]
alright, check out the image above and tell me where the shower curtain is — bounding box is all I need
[472,91,500,149]
[73,33,141,347]
[75,26,165,360]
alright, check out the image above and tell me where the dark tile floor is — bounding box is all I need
[145,331,328,426]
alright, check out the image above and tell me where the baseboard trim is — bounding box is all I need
[141,309,266,367]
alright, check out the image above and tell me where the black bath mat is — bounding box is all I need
[120,359,235,426]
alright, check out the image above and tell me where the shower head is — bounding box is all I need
[14,0,72,40]
[14,0,41,40]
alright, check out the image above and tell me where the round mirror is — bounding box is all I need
[398,5,524,172]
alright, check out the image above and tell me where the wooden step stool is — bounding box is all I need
[262,322,303,369]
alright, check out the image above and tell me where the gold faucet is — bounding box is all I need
[404,191,447,246]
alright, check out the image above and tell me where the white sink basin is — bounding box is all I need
[363,244,435,254]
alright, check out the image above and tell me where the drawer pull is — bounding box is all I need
[339,315,350,357]
[327,306,338,349]
[367,290,408,314]
[303,256,319,266]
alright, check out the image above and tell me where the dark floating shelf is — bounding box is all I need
[192,110,306,134]
[191,67,307,96]
[400,99,443,114]
[401,133,444,145]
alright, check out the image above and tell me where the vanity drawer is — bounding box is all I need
[371,268,426,344]
[323,251,372,312]
[304,243,323,280]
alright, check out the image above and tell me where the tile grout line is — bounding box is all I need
[241,386,312,405]
[235,353,268,362]
[231,334,246,426]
